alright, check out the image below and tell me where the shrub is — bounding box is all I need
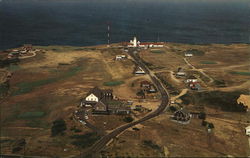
[195,91,248,112]
[123,116,134,123]
[208,123,214,129]
[143,140,161,150]
[198,112,206,120]
[51,119,67,136]
[70,132,100,149]
[169,106,177,112]
[201,120,207,126]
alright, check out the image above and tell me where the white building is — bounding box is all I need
[127,37,164,48]
[115,55,126,60]
[128,37,139,48]
[85,93,99,102]
[134,66,145,74]
[246,126,250,136]
[186,76,198,83]
[176,72,186,77]
[185,52,193,57]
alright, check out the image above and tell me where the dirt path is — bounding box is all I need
[18,50,37,59]
[0,69,8,83]
[153,70,181,84]
[171,88,188,102]
[183,58,214,84]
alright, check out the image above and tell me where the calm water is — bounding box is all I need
[1,0,250,50]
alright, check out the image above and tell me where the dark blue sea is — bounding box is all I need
[1,0,250,50]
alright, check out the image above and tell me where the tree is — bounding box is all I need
[136,90,145,98]
[169,106,177,112]
[123,116,134,123]
[51,119,67,136]
[201,120,207,126]
[208,123,214,129]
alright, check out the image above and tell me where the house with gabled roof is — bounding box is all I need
[82,87,130,115]
[134,66,145,74]
[84,87,113,107]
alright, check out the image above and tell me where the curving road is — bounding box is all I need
[77,49,170,158]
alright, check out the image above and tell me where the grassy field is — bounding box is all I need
[150,49,165,54]
[18,111,45,119]
[13,66,83,95]
[230,71,250,76]
[0,45,135,157]
[200,61,217,64]
[70,132,101,149]
[103,81,124,86]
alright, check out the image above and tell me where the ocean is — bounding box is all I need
[1,0,250,50]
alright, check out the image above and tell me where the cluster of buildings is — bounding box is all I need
[185,75,201,90]
[80,87,131,115]
[140,80,157,94]
[7,44,33,59]
[175,68,201,91]
[123,37,164,49]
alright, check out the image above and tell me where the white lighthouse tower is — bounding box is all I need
[129,37,139,47]
[132,37,137,47]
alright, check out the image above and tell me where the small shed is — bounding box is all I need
[186,75,198,83]
[246,126,250,136]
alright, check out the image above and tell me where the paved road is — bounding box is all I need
[77,49,170,158]
[74,110,105,135]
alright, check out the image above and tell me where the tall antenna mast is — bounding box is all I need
[107,22,110,47]
[157,33,160,42]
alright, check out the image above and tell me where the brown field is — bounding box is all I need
[103,111,249,157]
[0,45,136,157]
[1,44,249,157]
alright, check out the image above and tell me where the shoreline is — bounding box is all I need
[1,42,250,52]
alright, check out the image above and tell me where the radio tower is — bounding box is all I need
[107,22,110,47]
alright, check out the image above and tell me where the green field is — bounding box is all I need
[200,61,217,64]
[18,111,45,119]
[230,71,250,76]
[8,64,21,72]
[71,132,101,149]
[150,49,164,54]
[34,45,95,52]
[103,81,124,86]
[13,66,83,95]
